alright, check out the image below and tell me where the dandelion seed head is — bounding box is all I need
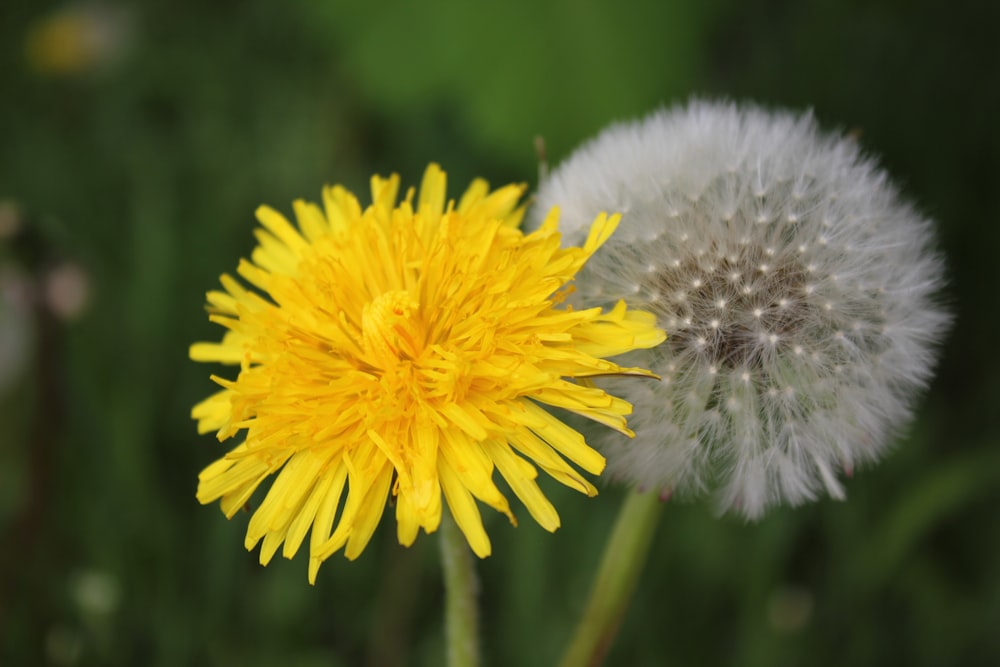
[529,100,950,519]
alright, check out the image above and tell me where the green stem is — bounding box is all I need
[559,489,665,667]
[440,511,480,667]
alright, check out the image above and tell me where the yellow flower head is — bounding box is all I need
[191,164,665,583]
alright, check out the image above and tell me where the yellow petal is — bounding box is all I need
[344,461,394,560]
[483,440,560,532]
[255,205,309,255]
[439,456,491,558]
[417,163,446,220]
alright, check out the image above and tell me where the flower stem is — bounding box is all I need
[559,489,665,667]
[440,511,480,667]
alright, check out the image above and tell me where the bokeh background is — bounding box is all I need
[2,0,998,665]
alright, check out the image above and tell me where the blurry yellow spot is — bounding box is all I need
[24,7,130,76]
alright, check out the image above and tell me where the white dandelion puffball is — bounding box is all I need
[529,100,950,519]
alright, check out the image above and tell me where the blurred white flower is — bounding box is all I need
[44,261,90,321]
[70,569,121,618]
[530,100,950,518]
[0,264,34,397]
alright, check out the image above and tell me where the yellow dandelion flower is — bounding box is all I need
[191,163,665,583]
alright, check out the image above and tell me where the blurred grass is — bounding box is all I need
[1,0,998,665]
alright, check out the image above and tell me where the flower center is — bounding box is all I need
[646,243,812,370]
[361,290,423,369]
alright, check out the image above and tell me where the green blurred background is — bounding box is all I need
[2,0,998,665]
